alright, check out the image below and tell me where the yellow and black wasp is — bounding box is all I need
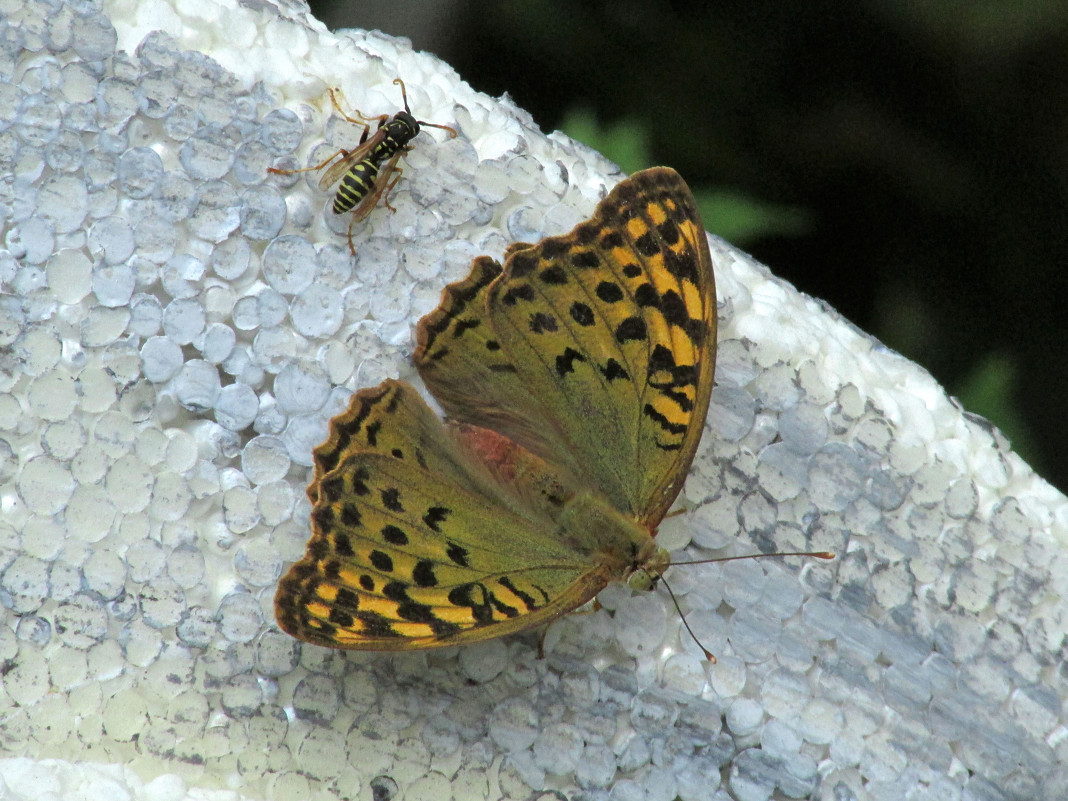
[269,78,456,254]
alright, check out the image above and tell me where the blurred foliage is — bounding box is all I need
[955,352,1037,467]
[558,109,649,175]
[691,190,812,248]
[310,0,1063,491]
[560,108,812,246]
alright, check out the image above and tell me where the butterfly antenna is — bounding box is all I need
[658,550,834,662]
[670,551,835,567]
[656,571,716,663]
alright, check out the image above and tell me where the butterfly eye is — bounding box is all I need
[627,569,659,592]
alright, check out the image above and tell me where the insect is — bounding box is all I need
[275,167,718,650]
[268,78,456,254]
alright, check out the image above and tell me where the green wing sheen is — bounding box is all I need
[277,380,627,649]
[416,166,716,525]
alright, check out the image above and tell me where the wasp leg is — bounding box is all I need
[327,87,388,134]
[378,166,404,214]
[267,148,350,176]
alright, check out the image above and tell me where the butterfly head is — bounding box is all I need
[626,544,671,592]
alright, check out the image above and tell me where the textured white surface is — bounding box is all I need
[1,1,1067,800]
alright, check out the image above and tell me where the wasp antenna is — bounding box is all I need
[420,120,458,138]
[393,78,411,114]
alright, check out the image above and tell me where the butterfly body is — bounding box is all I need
[276,167,716,650]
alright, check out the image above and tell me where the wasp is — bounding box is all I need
[269,78,457,254]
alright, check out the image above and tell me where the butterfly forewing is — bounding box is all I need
[415,256,579,473]
[417,167,716,525]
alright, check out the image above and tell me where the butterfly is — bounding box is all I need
[274,166,717,650]
[268,78,456,254]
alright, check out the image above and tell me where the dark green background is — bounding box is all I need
[309,0,1068,494]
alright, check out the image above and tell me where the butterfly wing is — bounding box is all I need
[276,379,632,650]
[415,167,716,525]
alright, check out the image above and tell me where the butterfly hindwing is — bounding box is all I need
[276,380,643,649]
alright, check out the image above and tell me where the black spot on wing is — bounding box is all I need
[447,542,469,567]
[595,281,624,303]
[319,475,344,503]
[369,550,393,572]
[634,232,659,257]
[381,487,403,512]
[644,402,688,437]
[308,536,329,561]
[448,583,494,624]
[382,525,408,546]
[423,506,449,531]
[336,586,359,610]
[453,318,481,338]
[570,302,594,326]
[659,290,689,327]
[412,560,438,587]
[501,284,536,306]
[498,576,546,610]
[657,219,680,245]
[574,225,598,246]
[354,612,397,639]
[648,344,677,373]
[572,250,599,269]
[539,265,568,285]
[556,347,586,376]
[601,359,629,382]
[328,607,354,627]
[539,237,571,258]
[312,506,335,531]
[365,420,381,447]
[615,317,647,343]
[509,252,537,277]
[334,533,355,557]
[664,247,698,283]
[634,283,659,308]
[530,312,558,334]
[351,467,371,496]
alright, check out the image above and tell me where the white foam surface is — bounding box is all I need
[1,1,1066,799]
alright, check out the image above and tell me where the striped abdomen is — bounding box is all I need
[332,116,419,215]
[333,158,382,214]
